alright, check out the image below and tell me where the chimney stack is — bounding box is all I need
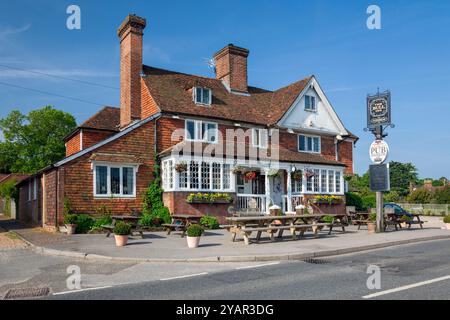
[213,44,249,93]
[117,14,146,128]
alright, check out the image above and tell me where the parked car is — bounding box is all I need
[383,203,414,219]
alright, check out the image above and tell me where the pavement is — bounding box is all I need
[1,215,449,263]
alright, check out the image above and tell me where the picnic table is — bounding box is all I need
[162,214,201,238]
[351,212,404,231]
[226,214,338,245]
[102,215,144,238]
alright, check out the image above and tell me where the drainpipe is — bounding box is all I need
[55,168,59,230]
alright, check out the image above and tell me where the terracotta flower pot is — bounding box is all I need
[114,235,128,247]
[367,222,376,233]
[66,224,77,235]
[187,236,200,248]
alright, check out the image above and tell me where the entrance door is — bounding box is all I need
[269,174,284,208]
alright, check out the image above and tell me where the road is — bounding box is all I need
[1,239,449,300]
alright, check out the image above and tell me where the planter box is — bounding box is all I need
[314,200,342,205]
[187,199,233,204]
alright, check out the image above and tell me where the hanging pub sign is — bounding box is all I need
[369,139,389,164]
[369,164,391,192]
[367,91,391,129]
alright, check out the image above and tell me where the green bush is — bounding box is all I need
[433,186,450,204]
[443,216,450,224]
[138,213,153,227]
[153,206,171,224]
[200,215,220,229]
[75,214,95,234]
[369,213,377,222]
[64,214,78,225]
[401,215,412,222]
[345,192,364,211]
[187,224,204,237]
[321,215,335,224]
[362,195,376,210]
[92,214,112,229]
[113,221,131,235]
[384,191,400,203]
[408,189,432,204]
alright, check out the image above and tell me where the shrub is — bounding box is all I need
[95,204,112,216]
[186,224,204,237]
[322,215,334,224]
[443,216,450,223]
[384,191,400,203]
[153,206,171,224]
[75,214,95,234]
[138,213,153,227]
[401,215,412,222]
[92,214,112,229]
[64,214,78,225]
[362,194,376,210]
[408,189,432,204]
[433,186,450,204]
[63,197,73,216]
[369,213,377,222]
[200,215,220,229]
[113,222,131,235]
[345,192,364,211]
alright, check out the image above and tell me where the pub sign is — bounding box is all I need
[367,91,391,129]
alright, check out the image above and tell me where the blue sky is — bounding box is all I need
[0,0,449,178]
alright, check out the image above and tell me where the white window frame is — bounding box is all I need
[193,87,212,106]
[305,95,316,111]
[252,128,268,149]
[93,163,137,198]
[185,119,218,143]
[298,134,321,153]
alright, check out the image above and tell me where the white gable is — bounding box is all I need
[278,77,348,136]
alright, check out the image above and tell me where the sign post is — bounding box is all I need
[365,90,394,233]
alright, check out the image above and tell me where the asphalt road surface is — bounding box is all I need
[39,239,450,300]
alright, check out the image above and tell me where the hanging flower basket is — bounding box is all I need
[231,166,245,174]
[292,170,303,181]
[267,168,280,177]
[175,162,187,173]
[304,170,316,179]
[244,171,257,181]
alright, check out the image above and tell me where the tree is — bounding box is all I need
[0,106,76,173]
[433,186,450,204]
[389,161,418,197]
[408,189,432,204]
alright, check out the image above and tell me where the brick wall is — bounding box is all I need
[141,78,160,119]
[83,130,115,149]
[339,141,353,174]
[66,132,81,157]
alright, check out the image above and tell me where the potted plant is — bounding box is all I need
[231,166,245,174]
[443,216,450,230]
[292,170,303,181]
[113,221,131,247]
[269,205,283,224]
[64,214,78,235]
[186,224,204,248]
[244,171,257,181]
[367,213,377,233]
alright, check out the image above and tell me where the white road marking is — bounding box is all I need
[363,275,450,299]
[160,272,209,281]
[53,285,112,295]
[236,262,280,270]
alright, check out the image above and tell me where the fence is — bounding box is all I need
[398,203,449,216]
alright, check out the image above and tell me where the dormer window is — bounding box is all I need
[193,87,212,105]
[305,95,316,111]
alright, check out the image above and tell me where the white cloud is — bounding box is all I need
[0,24,31,38]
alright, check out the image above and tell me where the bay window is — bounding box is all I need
[94,164,136,197]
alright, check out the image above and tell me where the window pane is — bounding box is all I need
[179,166,187,189]
[306,173,313,192]
[313,137,320,152]
[195,87,202,103]
[212,163,221,190]
[110,168,120,194]
[313,169,320,192]
[260,129,268,148]
[307,137,313,151]
[305,96,310,109]
[223,164,230,189]
[186,120,195,140]
[253,129,259,146]
[299,135,305,151]
[95,166,108,195]
[201,162,210,190]
[207,123,217,142]
[335,171,341,193]
[328,170,335,193]
[202,88,210,104]
[189,161,199,189]
[122,167,134,195]
[321,170,327,193]
[311,96,316,110]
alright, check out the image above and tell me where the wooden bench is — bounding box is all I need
[101,224,115,237]
[162,223,187,237]
[101,224,145,238]
[240,223,331,245]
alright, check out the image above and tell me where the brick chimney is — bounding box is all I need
[213,44,249,93]
[117,14,146,128]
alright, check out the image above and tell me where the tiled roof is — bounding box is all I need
[159,141,345,167]
[142,65,312,126]
[0,173,30,185]
[79,106,120,131]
